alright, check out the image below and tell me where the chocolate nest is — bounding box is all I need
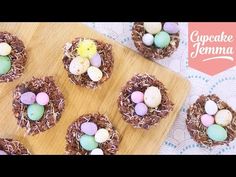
[0,32,27,83]
[186,94,236,147]
[62,37,113,89]
[131,22,180,61]
[12,76,65,136]
[65,113,119,155]
[118,74,174,129]
[0,138,30,155]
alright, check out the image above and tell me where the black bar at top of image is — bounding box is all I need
[1,0,236,22]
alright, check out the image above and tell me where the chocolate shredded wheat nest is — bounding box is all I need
[66,113,119,155]
[12,76,65,136]
[0,138,30,155]
[62,37,113,89]
[131,22,180,61]
[186,94,236,147]
[0,32,27,83]
[118,74,174,129]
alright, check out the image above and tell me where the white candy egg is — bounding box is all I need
[0,42,12,56]
[69,56,90,75]
[204,100,218,115]
[90,148,104,155]
[142,33,154,46]
[87,66,103,82]
[95,128,109,143]
[144,86,162,108]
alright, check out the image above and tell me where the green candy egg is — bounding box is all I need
[0,56,11,75]
[154,31,171,48]
[207,124,227,142]
[79,134,98,151]
[27,103,44,121]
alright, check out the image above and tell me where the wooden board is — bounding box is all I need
[0,23,190,154]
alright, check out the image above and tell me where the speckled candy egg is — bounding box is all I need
[20,92,36,105]
[200,114,214,127]
[69,56,90,75]
[27,103,45,121]
[163,22,179,34]
[204,100,218,115]
[144,86,162,108]
[215,109,232,126]
[142,33,154,46]
[131,91,144,103]
[0,56,11,75]
[0,42,12,56]
[87,66,103,82]
[144,22,162,34]
[207,124,227,142]
[0,150,7,155]
[90,148,104,155]
[81,122,98,135]
[135,103,148,116]
[79,134,98,151]
[95,128,109,143]
[90,53,102,68]
[36,92,49,106]
[154,31,171,48]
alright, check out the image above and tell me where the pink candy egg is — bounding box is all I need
[20,92,36,105]
[135,103,148,116]
[81,122,98,135]
[201,114,214,127]
[131,91,144,104]
[36,92,49,106]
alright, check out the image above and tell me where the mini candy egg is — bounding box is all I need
[135,103,148,116]
[95,128,109,143]
[143,22,162,34]
[131,91,144,103]
[87,66,103,82]
[81,122,98,135]
[90,53,102,68]
[0,42,12,56]
[154,31,170,48]
[90,148,104,155]
[20,92,36,105]
[215,109,232,126]
[144,86,162,108]
[69,56,90,75]
[142,33,154,46]
[200,114,214,127]
[0,56,11,75]
[163,22,179,34]
[77,39,97,59]
[79,134,98,151]
[36,92,49,106]
[204,100,218,115]
[27,103,45,121]
[207,124,227,142]
[0,150,7,155]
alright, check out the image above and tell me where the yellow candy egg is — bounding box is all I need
[76,39,97,59]
[144,86,162,108]
[215,109,232,126]
[144,22,162,34]
[69,56,90,75]
[87,66,103,82]
[0,42,12,56]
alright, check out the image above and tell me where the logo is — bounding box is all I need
[188,23,236,76]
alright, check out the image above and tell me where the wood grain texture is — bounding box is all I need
[0,23,190,154]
